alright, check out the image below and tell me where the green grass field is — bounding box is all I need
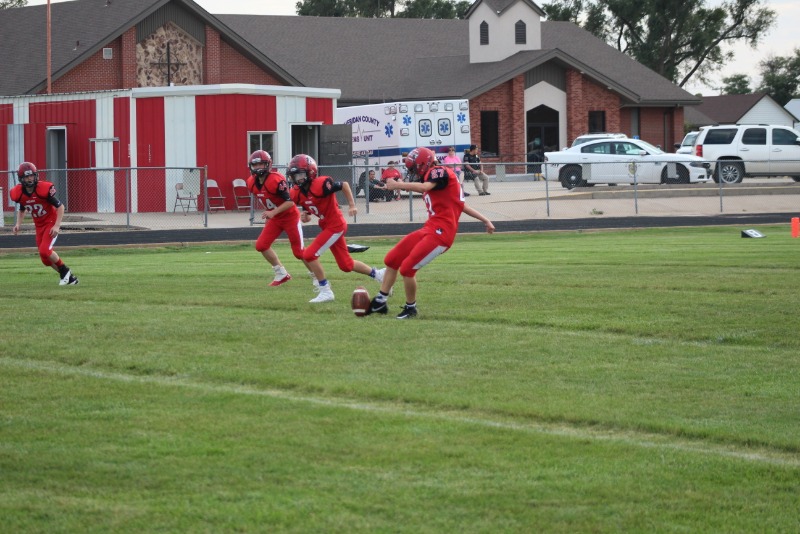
[1,226,799,532]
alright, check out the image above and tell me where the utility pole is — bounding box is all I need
[47,0,52,93]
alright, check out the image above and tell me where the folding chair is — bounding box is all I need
[205,179,227,212]
[232,178,251,211]
[173,182,197,214]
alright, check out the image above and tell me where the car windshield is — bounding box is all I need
[572,138,595,147]
[636,140,663,154]
[683,132,698,146]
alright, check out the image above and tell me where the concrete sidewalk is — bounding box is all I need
[4,177,798,252]
[56,179,800,231]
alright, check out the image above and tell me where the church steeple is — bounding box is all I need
[466,0,545,63]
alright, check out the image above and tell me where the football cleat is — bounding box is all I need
[269,273,292,287]
[58,270,72,286]
[309,285,334,303]
[365,296,388,315]
[308,272,321,293]
[347,244,370,253]
[66,275,79,285]
[396,305,418,319]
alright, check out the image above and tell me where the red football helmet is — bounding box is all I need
[248,150,272,177]
[287,154,318,187]
[17,162,39,186]
[404,147,435,182]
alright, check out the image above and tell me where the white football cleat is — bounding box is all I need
[59,270,72,286]
[309,285,334,303]
[269,267,291,287]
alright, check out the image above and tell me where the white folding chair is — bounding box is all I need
[173,183,197,214]
[206,179,227,212]
[232,178,251,211]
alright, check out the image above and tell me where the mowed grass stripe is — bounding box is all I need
[4,356,798,468]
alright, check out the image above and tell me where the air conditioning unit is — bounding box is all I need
[102,48,113,60]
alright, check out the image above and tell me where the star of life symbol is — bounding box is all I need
[402,115,412,126]
[385,124,394,137]
[439,121,451,136]
[457,112,466,124]
[420,121,432,135]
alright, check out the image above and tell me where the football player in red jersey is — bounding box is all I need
[287,154,385,303]
[246,150,310,287]
[10,162,79,285]
[367,147,494,319]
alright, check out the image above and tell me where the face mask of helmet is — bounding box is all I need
[291,171,308,187]
[404,148,434,182]
[248,150,272,177]
[18,162,39,188]
[250,162,270,178]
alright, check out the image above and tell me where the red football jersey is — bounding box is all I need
[421,165,465,244]
[290,176,347,232]
[381,167,402,182]
[9,181,60,228]
[246,172,298,222]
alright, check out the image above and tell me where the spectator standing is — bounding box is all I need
[441,147,469,197]
[527,138,544,180]
[464,144,491,195]
[9,162,79,285]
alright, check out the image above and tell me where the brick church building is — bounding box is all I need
[1,0,700,210]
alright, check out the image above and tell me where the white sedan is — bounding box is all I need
[544,138,711,189]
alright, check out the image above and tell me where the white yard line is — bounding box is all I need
[3,356,798,468]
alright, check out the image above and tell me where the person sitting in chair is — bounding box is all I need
[380,161,403,201]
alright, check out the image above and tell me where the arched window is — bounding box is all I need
[515,20,526,44]
[480,21,489,45]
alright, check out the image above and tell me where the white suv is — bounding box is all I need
[693,124,800,183]
[674,131,699,154]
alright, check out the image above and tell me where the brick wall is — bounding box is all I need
[565,70,621,143]
[673,107,684,147]
[49,24,284,93]
[218,40,283,86]
[204,26,221,85]
[639,107,683,151]
[51,38,124,93]
[469,74,526,171]
[121,28,137,89]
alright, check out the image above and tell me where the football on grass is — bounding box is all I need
[351,286,370,317]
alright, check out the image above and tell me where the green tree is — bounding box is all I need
[1,0,28,9]
[396,0,471,18]
[756,50,800,106]
[542,0,776,88]
[295,0,468,18]
[719,74,751,95]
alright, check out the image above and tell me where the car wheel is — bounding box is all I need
[662,164,690,184]
[714,161,744,184]
[560,165,585,190]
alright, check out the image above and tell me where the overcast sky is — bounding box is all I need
[25,0,800,96]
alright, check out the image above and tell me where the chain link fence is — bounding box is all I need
[3,161,799,231]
